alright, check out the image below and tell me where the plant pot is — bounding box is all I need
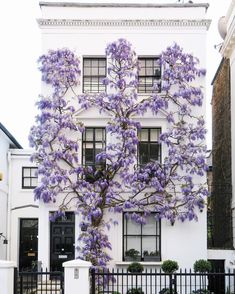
[124,256,141,262]
[143,256,160,262]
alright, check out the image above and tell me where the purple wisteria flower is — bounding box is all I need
[29,39,208,271]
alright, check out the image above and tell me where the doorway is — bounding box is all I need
[19,218,38,271]
[50,212,75,271]
[208,259,225,294]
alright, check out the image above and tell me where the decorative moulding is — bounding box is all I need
[37,19,211,30]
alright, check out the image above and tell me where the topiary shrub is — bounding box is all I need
[126,288,144,294]
[193,260,212,273]
[127,262,144,273]
[161,260,179,274]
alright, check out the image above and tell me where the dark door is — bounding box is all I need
[208,259,225,294]
[50,212,75,271]
[19,219,38,271]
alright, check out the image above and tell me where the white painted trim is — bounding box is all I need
[220,15,235,57]
[37,19,211,30]
[63,259,92,268]
[116,261,162,266]
[0,260,16,268]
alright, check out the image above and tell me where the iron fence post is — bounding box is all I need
[91,268,96,294]
[169,274,173,294]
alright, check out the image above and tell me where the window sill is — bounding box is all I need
[116,261,162,266]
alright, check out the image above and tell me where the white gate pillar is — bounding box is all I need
[0,260,16,294]
[63,259,91,294]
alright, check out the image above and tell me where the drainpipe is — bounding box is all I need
[6,151,12,261]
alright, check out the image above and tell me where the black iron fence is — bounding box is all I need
[91,268,235,294]
[14,268,64,294]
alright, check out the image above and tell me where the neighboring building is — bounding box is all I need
[0,123,22,260]
[209,0,235,272]
[7,149,39,271]
[36,1,210,271]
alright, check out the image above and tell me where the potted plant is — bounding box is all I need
[161,260,179,274]
[193,260,212,294]
[126,288,144,294]
[127,262,144,273]
[193,260,212,273]
[143,250,160,262]
[125,248,141,261]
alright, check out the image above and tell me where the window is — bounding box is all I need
[83,58,106,93]
[138,128,161,165]
[22,167,38,189]
[123,213,161,261]
[82,128,106,167]
[138,57,161,93]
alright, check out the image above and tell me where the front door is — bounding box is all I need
[208,259,225,294]
[50,212,75,271]
[19,218,38,271]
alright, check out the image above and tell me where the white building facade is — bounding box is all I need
[0,123,22,261]
[34,1,211,272]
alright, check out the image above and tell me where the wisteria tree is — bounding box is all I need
[29,39,208,268]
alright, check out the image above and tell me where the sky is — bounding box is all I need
[0,0,231,149]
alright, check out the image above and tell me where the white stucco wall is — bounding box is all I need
[8,149,39,266]
[0,131,10,260]
[36,2,210,270]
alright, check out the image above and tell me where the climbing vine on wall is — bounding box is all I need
[29,39,208,268]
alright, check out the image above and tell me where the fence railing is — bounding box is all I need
[90,268,235,294]
[14,269,64,294]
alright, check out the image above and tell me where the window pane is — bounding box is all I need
[142,214,156,235]
[125,236,141,254]
[146,67,154,76]
[23,178,30,187]
[85,129,93,141]
[99,67,106,76]
[31,178,38,187]
[95,129,103,141]
[139,129,148,141]
[23,168,30,177]
[126,218,141,234]
[142,236,157,254]
[150,143,159,160]
[31,168,38,177]
[83,67,90,75]
[139,67,145,76]
[139,143,148,164]
[99,59,106,67]
[91,67,98,76]
[84,59,91,67]
[150,129,160,142]
[85,149,94,164]
[92,59,98,67]
[146,59,153,67]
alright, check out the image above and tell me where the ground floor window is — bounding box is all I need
[123,212,161,262]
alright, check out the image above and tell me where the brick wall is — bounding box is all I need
[211,58,233,249]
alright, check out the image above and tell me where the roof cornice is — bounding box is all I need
[37,18,211,30]
[39,2,209,9]
[220,15,235,57]
[0,123,22,149]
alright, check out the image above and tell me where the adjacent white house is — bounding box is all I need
[32,0,211,272]
[0,123,22,260]
[7,149,39,270]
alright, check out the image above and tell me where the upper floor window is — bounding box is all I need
[22,167,38,189]
[82,127,106,167]
[138,128,161,165]
[83,58,106,93]
[138,57,161,93]
[123,212,161,262]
